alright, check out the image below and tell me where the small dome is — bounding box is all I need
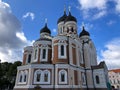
[40,24,51,34]
[65,12,77,23]
[79,26,90,37]
[57,11,67,24]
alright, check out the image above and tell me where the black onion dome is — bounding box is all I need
[40,24,51,34]
[79,26,90,37]
[57,11,67,24]
[65,12,77,23]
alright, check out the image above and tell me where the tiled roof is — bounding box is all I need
[109,69,120,73]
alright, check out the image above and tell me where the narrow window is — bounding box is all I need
[24,75,26,82]
[28,54,31,63]
[96,75,100,84]
[36,73,41,82]
[61,45,64,56]
[44,73,48,82]
[34,49,37,59]
[19,75,22,82]
[42,49,46,59]
[61,73,65,82]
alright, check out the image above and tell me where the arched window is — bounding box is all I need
[61,45,64,56]
[42,49,46,59]
[61,72,65,82]
[34,49,37,59]
[36,73,41,82]
[19,71,24,83]
[43,70,50,83]
[28,54,31,63]
[59,70,67,84]
[34,70,42,84]
[19,75,22,82]
[96,75,100,84]
[44,73,48,82]
[23,70,28,83]
[24,74,26,82]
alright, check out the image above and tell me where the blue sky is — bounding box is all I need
[0,0,120,69]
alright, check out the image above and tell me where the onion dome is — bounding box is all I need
[40,23,51,34]
[64,11,77,23]
[57,9,67,24]
[79,26,90,37]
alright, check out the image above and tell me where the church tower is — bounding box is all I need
[14,7,109,90]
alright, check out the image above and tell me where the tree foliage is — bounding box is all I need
[0,61,22,90]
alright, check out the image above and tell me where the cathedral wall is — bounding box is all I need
[72,47,76,65]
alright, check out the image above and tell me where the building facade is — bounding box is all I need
[109,69,120,89]
[14,9,109,90]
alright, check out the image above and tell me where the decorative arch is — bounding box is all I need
[18,70,28,84]
[34,69,51,84]
[59,69,67,84]
[34,70,42,84]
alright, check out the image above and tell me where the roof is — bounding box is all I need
[79,26,90,37]
[64,12,77,23]
[57,11,67,24]
[91,61,105,69]
[40,24,51,34]
[109,69,120,73]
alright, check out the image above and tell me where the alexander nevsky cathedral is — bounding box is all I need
[14,8,110,90]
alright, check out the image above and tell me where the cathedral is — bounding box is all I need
[14,8,109,90]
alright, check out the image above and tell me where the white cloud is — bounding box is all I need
[93,10,106,20]
[100,38,120,69]
[0,1,32,62]
[107,20,116,25]
[16,32,27,42]
[23,12,35,20]
[77,0,107,19]
[115,0,120,13]
[78,0,107,10]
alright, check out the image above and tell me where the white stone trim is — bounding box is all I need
[18,70,28,85]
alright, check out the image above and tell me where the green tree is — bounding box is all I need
[0,61,22,90]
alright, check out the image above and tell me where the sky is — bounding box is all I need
[0,0,120,70]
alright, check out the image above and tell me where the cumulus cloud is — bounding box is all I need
[100,38,120,69]
[78,0,106,10]
[0,1,32,62]
[115,0,120,13]
[22,12,35,20]
[77,0,107,19]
